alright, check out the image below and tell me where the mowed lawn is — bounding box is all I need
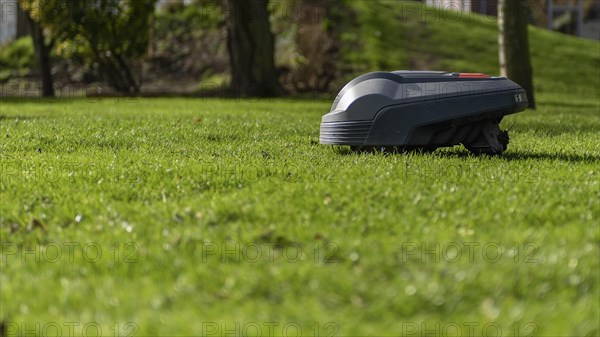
[1,90,598,336]
[1,3,600,336]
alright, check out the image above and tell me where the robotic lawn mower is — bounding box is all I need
[320,71,528,155]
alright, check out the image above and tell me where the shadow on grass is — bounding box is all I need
[435,150,600,163]
[333,146,600,163]
[541,100,600,110]
[499,151,600,163]
[518,121,600,134]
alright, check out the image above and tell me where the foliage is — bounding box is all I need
[147,1,226,82]
[272,0,356,94]
[0,37,35,82]
[19,0,156,94]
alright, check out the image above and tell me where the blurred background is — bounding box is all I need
[0,0,598,98]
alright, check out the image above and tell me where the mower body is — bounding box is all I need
[320,71,528,154]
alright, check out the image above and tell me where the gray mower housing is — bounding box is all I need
[320,71,528,154]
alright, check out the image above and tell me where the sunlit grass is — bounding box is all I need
[1,1,599,336]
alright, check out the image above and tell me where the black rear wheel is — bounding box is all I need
[465,130,509,155]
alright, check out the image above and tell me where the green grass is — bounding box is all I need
[1,2,599,337]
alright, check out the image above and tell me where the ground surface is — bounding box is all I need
[1,3,599,337]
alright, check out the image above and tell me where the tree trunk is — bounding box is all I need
[16,5,31,39]
[223,0,282,97]
[26,15,54,98]
[498,0,536,109]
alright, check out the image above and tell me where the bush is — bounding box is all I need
[146,1,227,82]
[272,0,357,95]
[0,37,35,81]
[21,0,156,94]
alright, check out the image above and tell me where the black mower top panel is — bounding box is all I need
[320,70,528,154]
[325,70,526,123]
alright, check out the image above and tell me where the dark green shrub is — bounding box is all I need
[0,37,35,81]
